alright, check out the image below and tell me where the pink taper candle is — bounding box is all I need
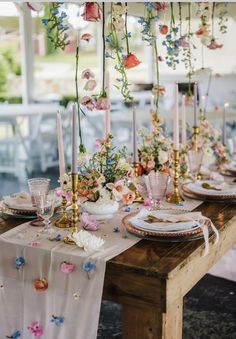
[105,70,111,136]
[194,82,198,126]
[56,111,65,178]
[181,95,186,146]
[72,103,78,173]
[132,104,138,163]
[173,83,179,150]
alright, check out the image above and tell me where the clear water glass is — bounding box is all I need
[27,178,50,207]
[146,171,170,209]
[35,191,56,234]
[187,150,203,181]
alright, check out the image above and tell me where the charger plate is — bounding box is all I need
[182,182,236,201]
[122,211,210,242]
[0,202,36,219]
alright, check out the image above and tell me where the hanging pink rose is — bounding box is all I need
[84,79,97,91]
[159,24,168,35]
[123,53,141,69]
[207,39,223,50]
[81,33,92,42]
[80,96,95,111]
[60,262,75,274]
[81,212,99,231]
[81,69,95,80]
[96,97,110,110]
[153,2,169,11]
[82,2,102,22]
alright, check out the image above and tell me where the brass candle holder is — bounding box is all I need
[192,125,199,152]
[55,195,71,228]
[63,173,79,245]
[167,149,185,204]
[132,162,144,203]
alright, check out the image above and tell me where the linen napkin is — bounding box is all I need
[3,192,32,209]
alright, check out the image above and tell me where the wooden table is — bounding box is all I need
[1,201,236,339]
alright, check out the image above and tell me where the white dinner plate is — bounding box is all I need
[186,180,236,197]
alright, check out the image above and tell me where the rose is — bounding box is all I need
[123,53,141,69]
[82,2,101,22]
[60,262,75,274]
[96,97,110,110]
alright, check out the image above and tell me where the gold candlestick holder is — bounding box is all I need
[132,162,144,203]
[167,149,185,204]
[192,125,199,152]
[55,195,71,228]
[64,173,79,245]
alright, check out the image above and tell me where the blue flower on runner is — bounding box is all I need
[14,256,25,269]
[82,261,96,279]
[6,330,21,338]
[51,315,65,326]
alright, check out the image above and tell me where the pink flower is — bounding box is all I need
[81,69,95,80]
[159,24,168,35]
[179,38,189,48]
[158,56,164,62]
[84,79,97,91]
[28,321,44,337]
[96,97,110,110]
[207,39,223,50]
[153,2,169,11]
[122,190,136,205]
[95,137,104,149]
[81,33,92,42]
[144,198,152,207]
[195,26,207,37]
[29,240,40,247]
[81,212,99,231]
[60,262,75,274]
[147,160,155,171]
[80,96,95,111]
[123,53,141,69]
[82,2,102,22]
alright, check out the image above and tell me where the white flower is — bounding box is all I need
[72,230,105,253]
[59,173,72,191]
[77,152,91,167]
[158,150,169,165]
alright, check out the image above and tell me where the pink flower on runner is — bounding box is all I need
[82,2,102,22]
[81,69,95,80]
[27,321,44,337]
[96,97,110,110]
[84,79,97,91]
[81,212,99,231]
[123,53,141,70]
[81,33,92,42]
[95,137,104,149]
[80,96,95,111]
[60,262,75,274]
[207,39,223,50]
[144,198,152,207]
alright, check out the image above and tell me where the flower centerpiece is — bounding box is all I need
[77,135,134,218]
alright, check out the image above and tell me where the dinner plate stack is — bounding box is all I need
[182,180,236,201]
[122,209,210,242]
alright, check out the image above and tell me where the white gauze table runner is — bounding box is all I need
[0,199,203,339]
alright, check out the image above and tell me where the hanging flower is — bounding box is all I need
[81,69,95,80]
[195,26,207,37]
[82,2,102,22]
[123,53,141,70]
[80,96,95,111]
[96,96,110,110]
[34,278,48,292]
[153,2,169,12]
[84,79,97,91]
[152,85,166,97]
[159,24,168,35]
[15,256,25,269]
[81,212,99,231]
[60,262,75,274]
[207,38,223,50]
[81,33,92,42]
[27,322,44,338]
[51,315,65,326]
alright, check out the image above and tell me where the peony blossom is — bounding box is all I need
[84,79,97,91]
[80,96,95,111]
[122,190,136,205]
[96,97,110,110]
[82,2,102,22]
[81,33,92,42]
[81,69,95,80]
[123,53,141,69]
[72,230,105,252]
[159,24,168,35]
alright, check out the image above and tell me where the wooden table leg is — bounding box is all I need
[161,297,183,339]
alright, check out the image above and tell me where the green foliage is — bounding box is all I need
[0,55,9,93]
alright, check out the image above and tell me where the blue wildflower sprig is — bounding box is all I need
[42,2,69,51]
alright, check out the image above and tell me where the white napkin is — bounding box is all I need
[3,192,32,209]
